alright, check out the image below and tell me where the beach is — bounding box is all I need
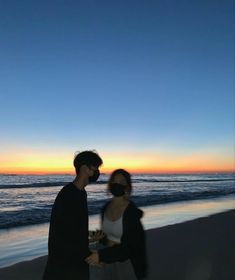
[0,209,234,280]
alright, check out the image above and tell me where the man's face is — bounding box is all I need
[88,166,100,183]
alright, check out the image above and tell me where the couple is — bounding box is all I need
[43,150,147,280]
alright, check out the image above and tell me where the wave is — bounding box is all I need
[1,190,235,229]
[0,181,108,189]
[0,182,69,189]
[134,178,235,183]
[132,189,235,207]
[0,178,234,189]
[0,200,108,229]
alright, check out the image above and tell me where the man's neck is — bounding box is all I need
[73,176,88,191]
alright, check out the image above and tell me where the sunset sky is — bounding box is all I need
[0,0,234,174]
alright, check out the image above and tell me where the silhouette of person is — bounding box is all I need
[43,150,103,280]
[86,169,147,280]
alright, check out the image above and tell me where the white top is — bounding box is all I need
[102,214,123,243]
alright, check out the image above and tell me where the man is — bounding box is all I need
[43,150,103,280]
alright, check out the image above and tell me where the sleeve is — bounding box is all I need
[98,215,144,263]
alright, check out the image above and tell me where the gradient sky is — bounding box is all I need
[0,0,234,174]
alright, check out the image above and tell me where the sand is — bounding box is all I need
[0,210,234,280]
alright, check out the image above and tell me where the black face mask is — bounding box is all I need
[89,169,100,183]
[109,183,126,197]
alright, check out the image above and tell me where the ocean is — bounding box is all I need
[0,173,235,267]
[0,173,234,229]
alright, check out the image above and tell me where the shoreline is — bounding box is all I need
[0,209,234,280]
[0,195,235,269]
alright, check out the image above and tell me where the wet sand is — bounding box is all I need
[0,210,234,280]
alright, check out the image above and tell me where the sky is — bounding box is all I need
[0,0,234,174]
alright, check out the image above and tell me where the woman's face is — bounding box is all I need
[110,173,129,198]
[112,174,128,186]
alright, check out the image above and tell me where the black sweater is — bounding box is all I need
[98,201,147,280]
[43,183,90,279]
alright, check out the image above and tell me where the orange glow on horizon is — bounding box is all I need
[0,151,234,175]
[0,168,234,175]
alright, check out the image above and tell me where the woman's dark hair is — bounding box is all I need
[108,169,132,194]
[73,150,103,174]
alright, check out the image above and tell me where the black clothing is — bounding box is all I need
[43,183,90,280]
[98,201,147,280]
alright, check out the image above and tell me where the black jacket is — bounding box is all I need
[98,201,147,279]
[43,183,90,280]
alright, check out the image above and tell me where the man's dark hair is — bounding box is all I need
[73,150,103,174]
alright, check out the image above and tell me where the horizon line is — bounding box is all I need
[0,170,234,176]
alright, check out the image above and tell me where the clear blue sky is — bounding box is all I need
[0,0,234,172]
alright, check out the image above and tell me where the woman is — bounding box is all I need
[86,169,147,280]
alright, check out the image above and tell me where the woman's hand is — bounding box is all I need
[85,251,100,266]
[89,230,105,243]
